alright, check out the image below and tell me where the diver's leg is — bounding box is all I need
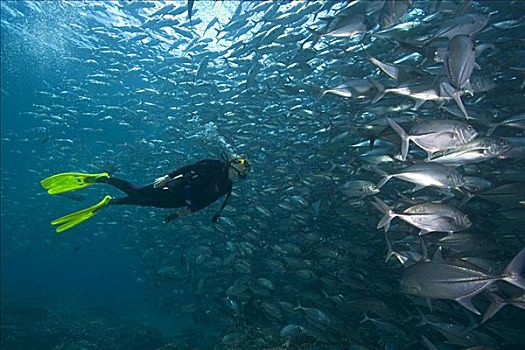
[99,177,189,209]
[96,177,139,196]
[108,196,136,205]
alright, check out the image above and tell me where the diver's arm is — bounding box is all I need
[154,173,181,188]
[166,165,193,179]
[157,160,222,189]
[154,167,196,189]
[166,160,219,178]
[211,189,231,223]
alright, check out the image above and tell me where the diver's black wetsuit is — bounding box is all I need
[96,159,232,213]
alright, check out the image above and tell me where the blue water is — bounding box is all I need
[0,2,196,347]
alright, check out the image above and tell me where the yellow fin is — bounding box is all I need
[41,172,109,194]
[51,195,112,233]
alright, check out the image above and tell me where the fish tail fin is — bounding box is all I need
[502,247,525,289]
[370,165,391,188]
[385,117,409,161]
[360,312,374,324]
[384,232,408,265]
[482,293,506,324]
[453,91,469,120]
[367,77,385,103]
[373,197,396,232]
[441,81,470,119]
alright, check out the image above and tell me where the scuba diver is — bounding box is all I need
[40,155,250,233]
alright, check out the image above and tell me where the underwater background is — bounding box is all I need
[1,1,525,349]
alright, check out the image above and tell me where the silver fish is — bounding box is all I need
[364,48,424,81]
[374,197,471,235]
[438,233,493,254]
[294,302,330,325]
[221,332,246,346]
[401,247,525,314]
[320,78,379,99]
[445,35,475,91]
[386,117,478,160]
[280,324,307,338]
[379,0,413,29]
[187,0,195,23]
[476,183,525,207]
[371,78,442,104]
[373,163,465,190]
[321,14,367,38]
[429,138,512,166]
[487,113,525,136]
[433,13,489,40]
[338,180,380,199]
[371,76,466,111]
[261,301,283,320]
[461,176,494,192]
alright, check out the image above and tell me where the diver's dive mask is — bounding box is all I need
[229,157,250,179]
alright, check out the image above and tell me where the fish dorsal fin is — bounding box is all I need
[432,247,444,262]
[456,296,481,315]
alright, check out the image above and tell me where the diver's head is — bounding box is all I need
[228,156,250,180]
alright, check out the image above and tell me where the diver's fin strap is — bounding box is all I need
[51,195,112,233]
